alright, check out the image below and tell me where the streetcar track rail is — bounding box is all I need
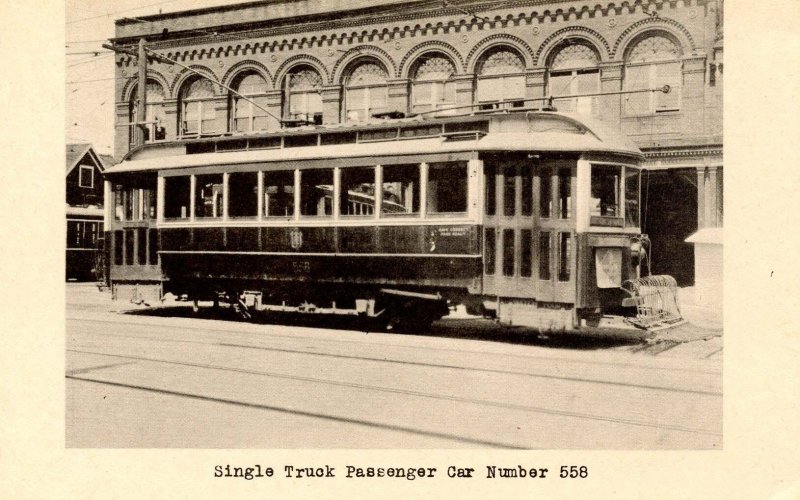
[66,375,527,449]
[69,330,722,396]
[68,315,722,375]
[66,348,722,437]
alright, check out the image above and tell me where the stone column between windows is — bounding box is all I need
[162,100,178,141]
[320,85,342,125]
[114,104,130,157]
[525,68,546,103]
[696,166,706,229]
[681,56,708,139]
[707,165,719,228]
[387,79,410,116]
[212,98,228,136]
[598,62,623,125]
[452,74,475,107]
[264,90,283,131]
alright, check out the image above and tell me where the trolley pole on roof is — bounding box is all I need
[135,38,147,147]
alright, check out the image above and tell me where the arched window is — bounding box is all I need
[547,43,600,115]
[624,34,682,115]
[344,60,389,122]
[179,77,218,136]
[284,65,323,125]
[230,72,269,133]
[128,80,166,146]
[410,54,457,115]
[476,47,526,110]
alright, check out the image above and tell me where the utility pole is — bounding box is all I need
[102,38,155,148]
[135,38,147,147]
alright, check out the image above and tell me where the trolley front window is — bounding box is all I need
[625,168,641,227]
[590,165,623,226]
[427,162,467,214]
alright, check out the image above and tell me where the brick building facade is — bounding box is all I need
[111,0,723,287]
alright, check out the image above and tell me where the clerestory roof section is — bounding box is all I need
[104,112,643,175]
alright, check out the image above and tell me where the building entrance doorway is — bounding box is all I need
[641,169,697,286]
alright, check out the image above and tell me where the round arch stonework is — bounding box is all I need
[466,34,535,73]
[169,65,220,99]
[274,55,330,89]
[399,41,465,77]
[535,27,610,66]
[331,45,397,84]
[121,71,170,103]
[220,60,273,90]
[613,18,695,59]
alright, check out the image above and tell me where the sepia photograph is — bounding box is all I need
[6,0,800,497]
[63,0,725,450]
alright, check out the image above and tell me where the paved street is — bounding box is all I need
[66,284,722,449]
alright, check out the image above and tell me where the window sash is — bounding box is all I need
[78,166,93,188]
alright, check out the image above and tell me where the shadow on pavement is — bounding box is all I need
[121,304,639,351]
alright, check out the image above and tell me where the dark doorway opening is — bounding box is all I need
[641,169,697,286]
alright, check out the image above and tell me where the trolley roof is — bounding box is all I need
[106,112,643,175]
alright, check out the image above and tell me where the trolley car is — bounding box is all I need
[102,110,681,335]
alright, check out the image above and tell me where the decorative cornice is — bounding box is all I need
[129,0,706,64]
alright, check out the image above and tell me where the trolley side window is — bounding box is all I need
[538,232,551,280]
[263,170,295,217]
[228,172,258,218]
[382,164,420,216]
[520,229,532,277]
[340,166,375,216]
[521,167,532,216]
[484,227,495,275]
[558,168,571,219]
[558,232,571,282]
[164,176,191,219]
[427,162,467,214]
[590,165,623,226]
[539,168,552,218]
[625,168,641,227]
[300,168,333,217]
[113,230,123,265]
[503,165,516,216]
[194,174,224,219]
[484,164,496,216]
[502,229,515,276]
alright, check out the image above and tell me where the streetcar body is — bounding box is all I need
[103,111,679,335]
